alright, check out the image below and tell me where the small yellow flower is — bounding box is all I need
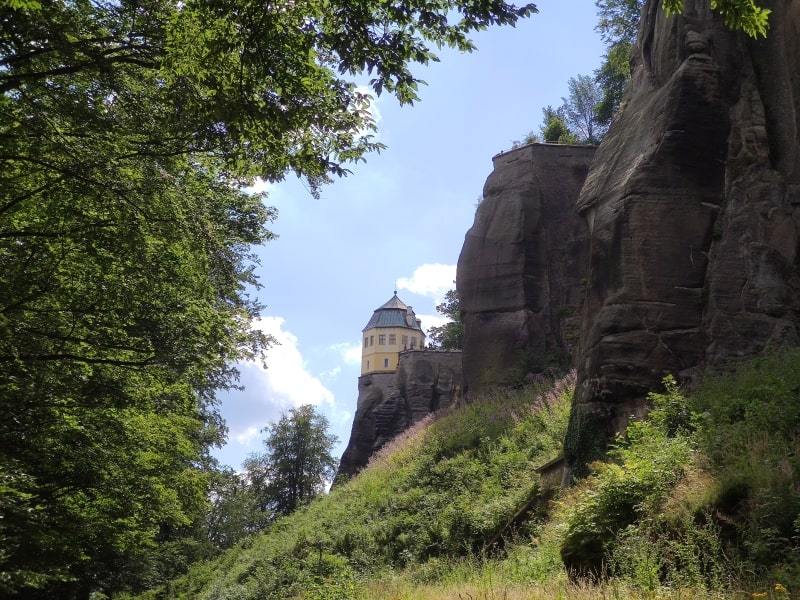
[752,593,767,599]
[775,582,788,594]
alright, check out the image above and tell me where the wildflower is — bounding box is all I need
[775,583,788,594]
[752,593,767,600]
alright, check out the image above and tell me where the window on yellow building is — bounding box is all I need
[410,337,416,349]
[402,335,408,348]
[366,360,370,369]
[364,337,368,348]
[383,358,389,368]
[370,335,374,346]
[389,334,396,345]
[378,334,386,345]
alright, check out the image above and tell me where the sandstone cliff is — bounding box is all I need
[566,0,800,475]
[335,350,462,482]
[457,143,595,394]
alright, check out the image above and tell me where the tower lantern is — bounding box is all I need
[361,291,425,375]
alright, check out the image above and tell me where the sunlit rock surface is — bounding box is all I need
[566,0,800,476]
[457,143,595,394]
[334,350,461,483]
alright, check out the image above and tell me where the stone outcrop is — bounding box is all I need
[334,350,462,482]
[566,0,800,476]
[457,143,596,394]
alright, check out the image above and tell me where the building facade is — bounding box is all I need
[361,292,425,375]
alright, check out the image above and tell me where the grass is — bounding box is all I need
[136,350,800,600]
[355,580,733,600]
[137,372,575,599]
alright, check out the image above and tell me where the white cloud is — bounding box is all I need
[249,316,335,408]
[243,177,274,195]
[235,426,260,446]
[213,316,339,468]
[417,312,450,338]
[397,263,456,302]
[355,85,382,134]
[329,341,362,366]
[319,366,341,382]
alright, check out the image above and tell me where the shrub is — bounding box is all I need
[691,349,800,580]
[559,377,696,580]
[143,373,576,599]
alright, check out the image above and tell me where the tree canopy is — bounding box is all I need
[593,0,642,126]
[662,0,770,37]
[561,74,608,145]
[427,289,464,350]
[243,405,338,517]
[539,105,578,144]
[0,0,537,596]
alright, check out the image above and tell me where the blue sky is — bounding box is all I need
[212,0,606,470]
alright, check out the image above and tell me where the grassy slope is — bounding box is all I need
[138,351,800,599]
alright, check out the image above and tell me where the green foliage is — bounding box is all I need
[560,378,698,580]
[561,351,800,592]
[244,405,338,517]
[610,509,730,591]
[520,73,608,149]
[510,130,541,148]
[561,74,607,145]
[0,405,216,596]
[1,0,538,594]
[690,350,800,579]
[590,0,642,129]
[540,106,578,144]
[662,0,771,37]
[144,373,576,598]
[596,0,641,46]
[427,288,463,350]
[594,41,634,125]
[142,353,800,598]
[204,470,271,550]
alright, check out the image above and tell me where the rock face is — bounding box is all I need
[334,350,462,482]
[566,0,800,475]
[457,143,596,394]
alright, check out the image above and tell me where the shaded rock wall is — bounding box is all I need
[566,0,800,476]
[457,143,596,394]
[334,350,462,482]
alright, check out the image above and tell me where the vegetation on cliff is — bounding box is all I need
[426,288,463,351]
[518,0,770,148]
[138,350,800,598]
[136,373,574,599]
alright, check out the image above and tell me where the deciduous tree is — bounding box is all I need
[561,74,607,145]
[245,405,338,517]
[594,0,642,126]
[204,469,270,549]
[539,105,578,144]
[0,0,537,595]
[427,289,464,350]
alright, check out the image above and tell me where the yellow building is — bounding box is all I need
[361,292,425,375]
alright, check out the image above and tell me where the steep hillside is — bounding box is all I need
[139,352,800,598]
[137,373,574,599]
[336,350,462,482]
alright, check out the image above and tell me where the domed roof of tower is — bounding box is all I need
[362,291,424,332]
